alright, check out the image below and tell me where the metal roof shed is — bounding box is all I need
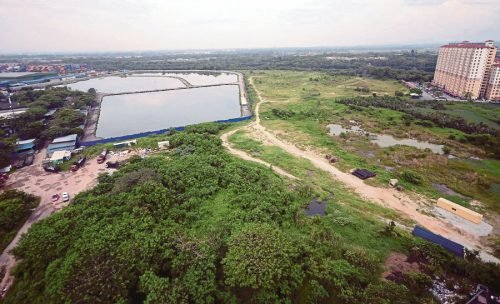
[15,139,36,152]
[52,134,78,144]
[412,226,464,258]
[47,142,77,156]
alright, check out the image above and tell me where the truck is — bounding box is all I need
[97,149,108,164]
[71,156,86,172]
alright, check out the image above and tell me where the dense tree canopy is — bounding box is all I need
[6,87,93,140]
[222,223,302,291]
[0,190,40,252]
[3,125,499,303]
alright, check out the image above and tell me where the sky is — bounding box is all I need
[0,0,499,53]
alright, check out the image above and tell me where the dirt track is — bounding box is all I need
[220,77,498,263]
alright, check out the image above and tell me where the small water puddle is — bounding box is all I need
[306,198,327,216]
[432,183,469,199]
[327,124,444,154]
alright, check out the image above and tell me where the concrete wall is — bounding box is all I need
[436,198,483,224]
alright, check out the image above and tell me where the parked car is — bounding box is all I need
[62,192,69,202]
[97,149,108,164]
[72,147,84,154]
[71,156,87,172]
[52,194,60,202]
[44,166,61,173]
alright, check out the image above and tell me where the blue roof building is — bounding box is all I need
[47,134,78,155]
[15,139,36,153]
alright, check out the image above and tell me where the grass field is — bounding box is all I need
[228,129,410,260]
[248,71,500,212]
[415,102,500,130]
[249,70,406,103]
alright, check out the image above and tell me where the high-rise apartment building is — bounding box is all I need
[433,40,497,100]
[485,59,500,101]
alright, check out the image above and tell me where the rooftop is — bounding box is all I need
[0,72,57,79]
[442,41,495,49]
[50,150,71,162]
[52,134,78,144]
[47,142,77,155]
[16,138,36,145]
[15,139,36,152]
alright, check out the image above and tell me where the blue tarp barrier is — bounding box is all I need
[80,115,253,147]
[412,225,464,258]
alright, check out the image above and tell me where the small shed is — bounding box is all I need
[412,225,464,258]
[50,150,71,165]
[436,198,483,224]
[15,139,36,154]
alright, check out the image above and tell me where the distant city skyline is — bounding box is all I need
[0,0,499,53]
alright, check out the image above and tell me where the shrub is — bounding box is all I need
[401,170,424,185]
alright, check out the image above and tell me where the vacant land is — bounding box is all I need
[249,70,405,103]
[249,71,500,213]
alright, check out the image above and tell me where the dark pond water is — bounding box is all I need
[306,198,327,216]
[96,85,241,138]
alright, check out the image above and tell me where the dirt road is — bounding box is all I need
[220,77,498,263]
[221,129,297,180]
[0,150,131,295]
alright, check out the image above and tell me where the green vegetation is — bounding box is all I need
[0,140,15,168]
[0,190,40,252]
[4,125,499,303]
[8,87,94,140]
[336,96,499,139]
[251,70,405,103]
[401,170,424,185]
[41,108,86,139]
[65,50,436,82]
[250,71,500,211]
[0,87,94,168]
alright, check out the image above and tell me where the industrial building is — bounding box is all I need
[47,134,78,156]
[433,40,498,100]
[15,139,36,155]
[0,72,59,88]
